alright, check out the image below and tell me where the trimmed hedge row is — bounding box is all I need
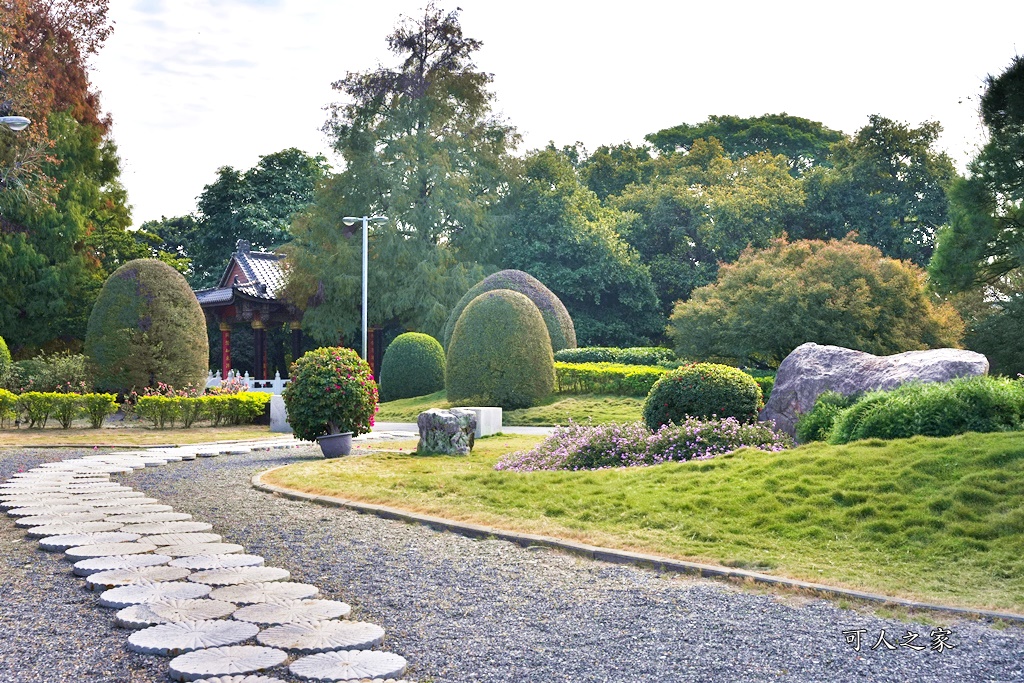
[554,362,667,397]
[554,346,675,366]
[136,393,271,429]
[3,391,119,429]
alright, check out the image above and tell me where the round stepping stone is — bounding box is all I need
[170,554,265,571]
[190,567,291,587]
[122,521,214,535]
[105,512,193,524]
[168,646,287,682]
[16,511,107,527]
[26,521,123,538]
[1,496,74,510]
[128,619,260,656]
[92,504,175,516]
[257,620,384,653]
[0,485,66,495]
[84,497,160,508]
[39,531,141,551]
[8,503,93,517]
[73,553,173,577]
[145,533,223,546]
[70,490,146,501]
[190,677,286,683]
[289,650,407,681]
[65,541,157,560]
[87,566,192,590]
[162,543,245,558]
[99,581,212,608]
[64,482,131,491]
[116,599,238,629]
[232,598,351,625]
[210,581,316,604]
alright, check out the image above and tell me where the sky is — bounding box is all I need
[88,0,1024,228]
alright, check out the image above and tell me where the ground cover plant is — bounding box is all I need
[263,431,1024,612]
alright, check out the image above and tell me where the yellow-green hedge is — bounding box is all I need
[554,362,668,397]
[136,393,271,429]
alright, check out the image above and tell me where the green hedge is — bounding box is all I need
[0,388,17,427]
[554,347,675,366]
[554,362,668,397]
[136,393,270,429]
[9,392,119,429]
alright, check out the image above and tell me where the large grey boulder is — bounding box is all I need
[760,342,989,437]
[417,408,477,455]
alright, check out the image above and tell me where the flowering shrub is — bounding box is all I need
[283,347,378,442]
[495,418,791,472]
[207,376,248,395]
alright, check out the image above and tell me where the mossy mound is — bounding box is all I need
[379,332,446,402]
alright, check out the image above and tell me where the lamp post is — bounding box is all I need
[342,215,387,361]
[0,116,31,131]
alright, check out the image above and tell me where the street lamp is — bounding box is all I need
[342,215,388,361]
[0,116,31,131]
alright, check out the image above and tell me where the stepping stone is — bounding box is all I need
[73,553,173,577]
[168,645,287,682]
[289,650,407,681]
[117,599,239,629]
[232,598,351,625]
[145,533,223,546]
[84,497,160,508]
[92,504,175,516]
[1,496,74,510]
[190,677,286,683]
[39,531,141,551]
[26,521,123,538]
[161,543,245,558]
[190,567,291,587]
[65,482,132,491]
[170,554,265,571]
[210,581,317,604]
[121,521,214,535]
[86,566,192,591]
[257,620,384,653]
[70,490,146,501]
[0,485,67,495]
[16,511,107,527]
[7,503,93,516]
[65,541,158,560]
[105,512,193,524]
[99,581,212,608]
[128,619,260,656]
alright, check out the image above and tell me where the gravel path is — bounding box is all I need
[2,445,1023,683]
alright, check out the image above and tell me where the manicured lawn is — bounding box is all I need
[263,430,1024,613]
[0,424,280,447]
[375,390,643,425]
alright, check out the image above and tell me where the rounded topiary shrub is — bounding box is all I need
[283,346,378,441]
[442,269,576,352]
[446,289,555,410]
[642,362,763,430]
[85,259,209,395]
[0,336,10,384]
[378,332,446,402]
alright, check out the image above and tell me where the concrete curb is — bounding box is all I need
[252,466,1024,625]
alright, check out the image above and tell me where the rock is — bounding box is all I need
[416,408,477,455]
[760,342,989,437]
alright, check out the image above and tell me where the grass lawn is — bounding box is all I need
[263,430,1024,613]
[376,390,643,425]
[0,424,281,447]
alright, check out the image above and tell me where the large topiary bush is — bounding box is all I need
[85,259,209,395]
[0,336,10,385]
[446,289,555,409]
[379,332,446,402]
[442,269,577,352]
[283,346,378,441]
[642,362,763,430]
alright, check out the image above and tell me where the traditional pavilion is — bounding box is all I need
[194,240,302,380]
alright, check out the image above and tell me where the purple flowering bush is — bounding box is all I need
[495,418,792,472]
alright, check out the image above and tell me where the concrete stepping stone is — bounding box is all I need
[190,677,287,683]
[128,619,260,656]
[145,533,223,546]
[190,567,291,587]
[122,521,215,535]
[116,599,238,629]
[86,566,192,591]
[170,554,265,571]
[7,503,94,516]
[69,490,146,501]
[91,504,175,516]
[83,497,160,508]
[1,496,75,509]
[65,541,158,560]
[289,650,407,681]
[0,485,67,494]
[39,531,141,551]
[26,521,123,538]
[232,598,351,625]
[210,581,317,604]
[98,581,212,608]
[64,482,132,491]
[105,511,193,524]
[256,620,384,653]
[73,553,173,576]
[161,543,245,557]
[168,645,287,682]
[16,511,108,527]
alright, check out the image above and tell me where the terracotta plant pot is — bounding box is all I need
[316,432,353,458]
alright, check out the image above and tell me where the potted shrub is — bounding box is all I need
[282,347,378,457]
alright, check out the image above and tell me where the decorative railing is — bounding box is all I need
[205,370,290,394]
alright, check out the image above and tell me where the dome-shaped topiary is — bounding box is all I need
[442,269,576,352]
[446,289,555,409]
[85,259,209,394]
[0,335,10,384]
[379,332,446,402]
[642,363,763,430]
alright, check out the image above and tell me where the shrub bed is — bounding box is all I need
[553,347,675,366]
[554,362,667,397]
[495,418,791,472]
[136,394,271,429]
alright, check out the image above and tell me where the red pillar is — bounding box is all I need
[219,322,231,377]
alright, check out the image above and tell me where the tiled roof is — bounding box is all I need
[196,241,287,308]
[195,287,234,306]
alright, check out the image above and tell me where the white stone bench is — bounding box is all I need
[460,407,502,438]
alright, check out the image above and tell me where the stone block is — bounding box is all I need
[461,406,502,437]
[269,396,292,433]
[417,408,477,455]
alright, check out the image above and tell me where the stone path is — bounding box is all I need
[1,435,415,683]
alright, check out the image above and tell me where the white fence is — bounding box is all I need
[205,370,290,394]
